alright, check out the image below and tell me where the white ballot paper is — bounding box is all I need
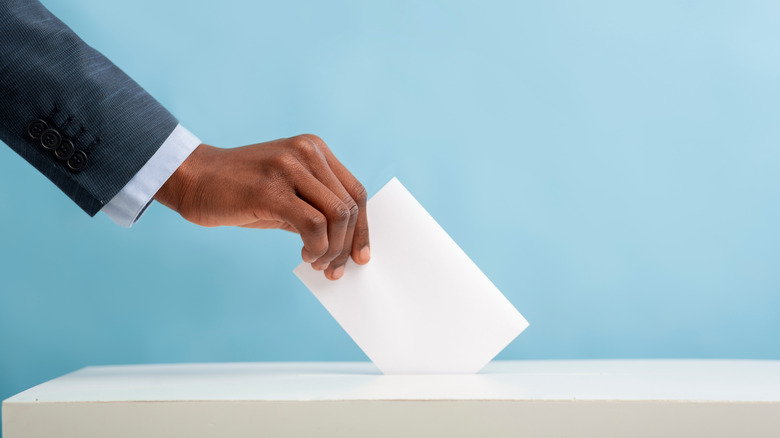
[294,178,529,374]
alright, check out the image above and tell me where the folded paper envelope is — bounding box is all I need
[294,177,529,374]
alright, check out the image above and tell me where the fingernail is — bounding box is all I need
[360,246,371,263]
[302,249,314,263]
[332,265,345,280]
[312,263,325,271]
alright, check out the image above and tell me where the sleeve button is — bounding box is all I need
[40,129,62,151]
[67,149,88,173]
[26,119,49,140]
[54,139,75,161]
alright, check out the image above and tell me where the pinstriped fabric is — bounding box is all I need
[0,0,178,216]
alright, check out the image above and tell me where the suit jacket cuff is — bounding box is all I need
[102,124,200,227]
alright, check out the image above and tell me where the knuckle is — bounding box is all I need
[274,152,299,170]
[306,213,327,234]
[346,201,359,224]
[351,182,368,204]
[308,242,328,258]
[290,136,317,154]
[303,134,324,145]
[325,242,344,259]
[331,202,351,222]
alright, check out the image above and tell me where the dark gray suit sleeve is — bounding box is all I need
[0,0,179,216]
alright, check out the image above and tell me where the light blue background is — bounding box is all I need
[2,0,780,417]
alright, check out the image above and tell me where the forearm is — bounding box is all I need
[0,0,177,215]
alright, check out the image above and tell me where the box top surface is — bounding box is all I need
[5,360,780,403]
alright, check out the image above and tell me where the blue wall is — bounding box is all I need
[2,0,780,412]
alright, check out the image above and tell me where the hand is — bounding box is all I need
[154,134,370,280]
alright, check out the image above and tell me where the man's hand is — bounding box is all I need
[154,134,370,280]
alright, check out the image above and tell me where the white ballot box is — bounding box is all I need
[3,360,780,438]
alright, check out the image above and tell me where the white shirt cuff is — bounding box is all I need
[102,124,201,227]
